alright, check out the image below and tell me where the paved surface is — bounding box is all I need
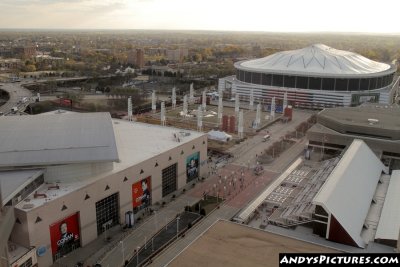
[54,195,199,267]
[0,82,32,114]
[149,205,239,267]
[150,149,305,267]
[166,221,339,267]
[228,109,314,167]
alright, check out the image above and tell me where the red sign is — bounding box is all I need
[60,98,72,106]
[132,177,151,209]
[49,212,80,258]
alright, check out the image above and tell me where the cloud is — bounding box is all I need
[0,0,130,28]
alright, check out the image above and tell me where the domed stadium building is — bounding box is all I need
[218,44,399,108]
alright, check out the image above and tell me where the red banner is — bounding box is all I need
[49,212,80,258]
[132,177,151,209]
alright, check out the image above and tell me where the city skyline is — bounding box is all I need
[1,0,399,33]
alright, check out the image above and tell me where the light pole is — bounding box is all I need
[154,210,158,231]
[176,217,180,239]
[136,246,140,267]
[120,241,125,267]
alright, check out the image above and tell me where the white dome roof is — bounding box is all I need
[236,44,394,78]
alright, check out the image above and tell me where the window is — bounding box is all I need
[162,163,177,197]
[95,193,119,235]
[262,74,272,85]
[284,76,295,88]
[309,77,321,90]
[296,76,308,89]
[272,75,283,87]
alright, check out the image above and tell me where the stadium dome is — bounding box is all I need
[234,44,396,92]
[235,44,394,78]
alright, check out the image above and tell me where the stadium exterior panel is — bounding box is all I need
[219,44,397,108]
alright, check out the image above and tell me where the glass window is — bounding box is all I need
[244,71,251,83]
[252,72,261,84]
[162,163,177,197]
[348,79,359,91]
[284,76,295,88]
[360,78,369,90]
[309,77,321,90]
[296,76,308,89]
[262,74,272,85]
[272,75,283,87]
[322,78,334,91]
[335,79,348,91]
[95,193,119,235]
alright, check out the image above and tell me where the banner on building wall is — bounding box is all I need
[186,152,200,182]
[132,176,151,210]
[49,212,80,259]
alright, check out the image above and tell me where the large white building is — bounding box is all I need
[219,44,398,108]
[0,111,207,266]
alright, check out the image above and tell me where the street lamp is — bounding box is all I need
[176,217,180,239]
[154,210,158,231]
[120,241,125,267]
[136,246,140,267]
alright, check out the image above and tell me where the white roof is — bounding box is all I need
[113,120,205,170]
[14,120,205,211]
[235,44,395,78]
[207,130,232,142]
[375,170,400,241]
[0,169,43,206]
[313,139,386,248]
[0,112,119,167]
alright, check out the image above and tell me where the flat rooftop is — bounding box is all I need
[318,104,400,139]
[168,220,339,267]
[14,118,205,211]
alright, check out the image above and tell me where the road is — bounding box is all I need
[228,109,314,166]
[0,82,32,115]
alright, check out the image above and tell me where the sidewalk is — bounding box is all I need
[54,194,199,267]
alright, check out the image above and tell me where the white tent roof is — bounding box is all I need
[313,139,386,248]
[375,170,400,241]
[235,44,395,78]
[207,130,232,142]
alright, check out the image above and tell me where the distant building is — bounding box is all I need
[0,46,13,58]
[136,48,145,68]
[307,103,400,159]
[13,45,36,58]
[0,58,22,72]
[128,49,145,68]
[145,48,166,56]
[166,48,188,62]
[34,55,65,69]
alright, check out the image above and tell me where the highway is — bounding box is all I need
[0,82,33,115]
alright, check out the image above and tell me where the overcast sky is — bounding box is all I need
[0,0,399,33]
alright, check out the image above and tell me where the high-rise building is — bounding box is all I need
[136,48,145,68]
[166,48,188,62]
[127,48,145,68]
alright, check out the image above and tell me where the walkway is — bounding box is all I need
[54,195,200,267]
